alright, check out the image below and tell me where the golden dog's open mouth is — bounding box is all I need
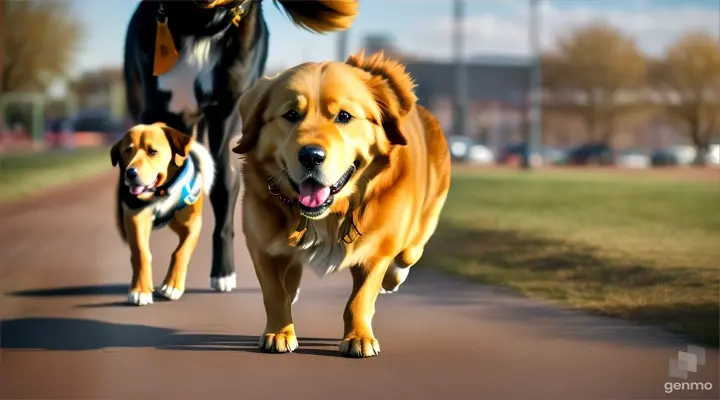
[288,165,355,218]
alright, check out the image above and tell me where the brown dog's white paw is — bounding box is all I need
[159,284,184,300]
[259,332,298,353]
[128,291,154,306]
[339,334,381,358]
[210,273,237,292]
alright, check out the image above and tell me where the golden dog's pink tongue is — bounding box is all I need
[298,181,330,208]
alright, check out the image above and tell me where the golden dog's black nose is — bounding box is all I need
[126,168,139,180]
[298,146,326,168]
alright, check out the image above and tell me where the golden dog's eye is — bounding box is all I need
[335,110,353,124]
[282,110,302,123]
[148,148,158,156]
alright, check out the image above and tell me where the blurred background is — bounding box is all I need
[0,0,718,169]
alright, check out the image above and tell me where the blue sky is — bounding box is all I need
[71,0,720,75]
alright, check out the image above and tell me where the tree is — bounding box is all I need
[1,1,83,93]
[542,21,647,143]
[651,31,720,165]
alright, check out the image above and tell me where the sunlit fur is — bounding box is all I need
[232,50,451,357]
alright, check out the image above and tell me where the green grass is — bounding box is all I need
[0,147,111,204]
[423,168,720,346]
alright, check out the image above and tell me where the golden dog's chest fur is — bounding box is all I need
[233,51,451,357]
[264,216,346,278]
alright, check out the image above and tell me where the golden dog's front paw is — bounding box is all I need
[339,333,380,358]
[259,331,298,354]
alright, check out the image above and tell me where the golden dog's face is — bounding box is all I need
[233,51,417,219]
[110,123,193,200]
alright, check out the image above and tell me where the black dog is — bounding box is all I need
[123,0,358,292]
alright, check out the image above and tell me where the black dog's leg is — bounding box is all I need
[205,108,241,292]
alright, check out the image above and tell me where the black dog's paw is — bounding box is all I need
[210,273,237,292]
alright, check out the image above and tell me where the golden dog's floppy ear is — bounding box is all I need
[346,50,417,146]
[160,124,194,166]
[232,76,275,155]
[110,138,123,167]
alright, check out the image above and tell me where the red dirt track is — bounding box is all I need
[0,174,718,399]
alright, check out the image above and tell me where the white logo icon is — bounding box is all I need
[669,345,706,380]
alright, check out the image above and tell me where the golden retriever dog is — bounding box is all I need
[111,123,215,306]
[232,51,451,358]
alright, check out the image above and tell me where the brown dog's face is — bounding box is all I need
[233,52,417,220]
[110,123,193,200]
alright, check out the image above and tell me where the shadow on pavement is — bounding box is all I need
[7,284,261,297]
[397,267,694,349]
[0,317,341,357]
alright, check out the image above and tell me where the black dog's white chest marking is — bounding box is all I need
[157,37,219,115]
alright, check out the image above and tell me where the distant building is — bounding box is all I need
[360,33,404,59]
[402,58,532,153]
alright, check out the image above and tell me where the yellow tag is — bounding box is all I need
[288,215,308,247]
[153,20,179,76]
[231,2,248,27]
[338,215,361,244]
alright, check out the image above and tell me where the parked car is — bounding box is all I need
[705,144,719,167]
[498,142,526,164]
[467,143,495,165]
[651,145,717,167]
[498,142,565,166]
[566,142,615,166]
[448,135,474,161]
[69,110,125,136]
[617,149,650,169]
[447,135,495,165]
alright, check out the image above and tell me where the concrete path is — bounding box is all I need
[1,173,717,399]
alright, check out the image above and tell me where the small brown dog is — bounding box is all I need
[110,122,215,306]
[232,51,451,357]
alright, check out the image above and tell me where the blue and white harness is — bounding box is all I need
[122,153,203,230]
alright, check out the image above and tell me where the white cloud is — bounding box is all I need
[404,3,720,59]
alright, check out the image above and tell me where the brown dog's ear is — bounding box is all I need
[232,76,275,155]
[346,50,417,146]
[110,138,123,167]
[160,125,194,165]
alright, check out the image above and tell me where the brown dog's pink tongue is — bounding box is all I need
[130,186,145,195]
[298,181,330,208]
